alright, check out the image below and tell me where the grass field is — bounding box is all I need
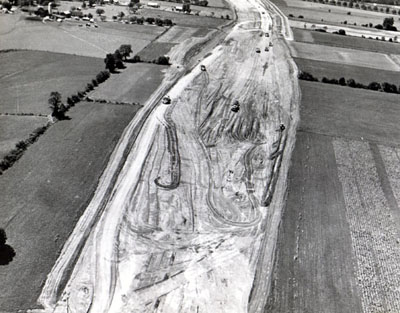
[268,79,400,312]
[136,41,176,61]
[0,101,140,311]
[289,41,400,70]
[293,28,400,54]
[298,80,400,145]
[90,62,168,104]
[0,115,48,159]
[295,57,400,85]
[0,50,103,114]
[0,14,164,58]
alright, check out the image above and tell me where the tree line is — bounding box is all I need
[298,71,400,94]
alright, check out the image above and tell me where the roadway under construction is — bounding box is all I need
[30,0,300,312]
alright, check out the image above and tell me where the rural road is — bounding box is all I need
[31,0,300,312]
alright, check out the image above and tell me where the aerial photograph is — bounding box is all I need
[0,0,400,312]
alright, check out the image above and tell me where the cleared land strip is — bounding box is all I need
[32,0,301,311]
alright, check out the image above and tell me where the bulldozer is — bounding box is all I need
[162,95,171,105]
[231,100,240,112]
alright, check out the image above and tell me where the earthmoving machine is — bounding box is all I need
[162,95,171,105]
[231,100,240,112]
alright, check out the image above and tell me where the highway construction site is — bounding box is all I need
[27,0,300,312]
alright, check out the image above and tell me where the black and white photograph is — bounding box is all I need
[0,0,399,312]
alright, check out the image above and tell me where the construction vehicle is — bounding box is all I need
[231,100,240,112]
[162,95,171,105]
[200,65,206,71]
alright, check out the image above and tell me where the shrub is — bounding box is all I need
[156,56,170,65]
[132,55,141,63]
[382,82,398,93]
[298,71,318,81]
[368,82,382,91]
[16,141,27,150]
[347,78,356,87]
[163,18,173,26]
[146,17,155,24]
[339,77,346,86]
[71,94,80,103]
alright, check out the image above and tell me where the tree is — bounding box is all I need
[383,17,396,30]
[82,1,87,8]
[346,78,356,88]
[182,3,190,12]
[156,56,170,65]
[163,18,173,26]
[368,82,382,91]
[48,91,66,118]
[339,77,346,86]
[104,54,116,72]
[2,1,11,10]
[382,82,398,93]
[146,17,155,24]
[96,8,105,15]
[114,49,124,69]
[0,229,6,247]
[132,55,141,63]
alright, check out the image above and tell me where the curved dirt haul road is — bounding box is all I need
[30,0,300,312]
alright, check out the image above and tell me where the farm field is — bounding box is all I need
[295,57,400,85]
[0,50,103,114]
[0,14,164,58]
[140,8,229,27]
[280,0,399,26]
[266,131,363,313]
[298,81,400,145]
[0,101,140,311]
[58,0,232,19]
[0,115,48,159]
[268,79,400,313]
[137,26,214,61]
[289,41,400,70]
[140,0,232,17]
[293,28,400,54]
[136,41,176,61]
[90,62,168,104]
